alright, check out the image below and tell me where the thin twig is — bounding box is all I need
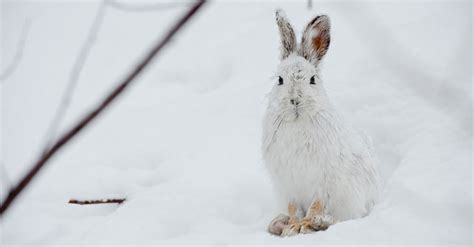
[69,198,125,205]
[0,0,206,216]
[107,0,189,12]
[0,18,31,83]
[41,0,107,151]
[41,0,191,152]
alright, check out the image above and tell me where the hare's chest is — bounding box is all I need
[266,115,345,166]
[268,118,337,163]
[265,118,335,175]
[264,119,333,203]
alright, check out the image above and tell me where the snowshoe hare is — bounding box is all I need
[263,10,379,237]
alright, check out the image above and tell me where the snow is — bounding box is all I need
[1,0,472,245]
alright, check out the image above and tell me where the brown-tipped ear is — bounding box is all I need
[300,15,331,65]
[275,9,297,60]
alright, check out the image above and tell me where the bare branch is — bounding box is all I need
[0,0,206,216]
[69,198,125,205]
[42,0,191,152]
[107,0,189,12]
[0,18,31,83]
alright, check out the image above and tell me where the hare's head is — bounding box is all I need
[270,10,331,121]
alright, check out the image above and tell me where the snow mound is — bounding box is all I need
[1,1,471,245]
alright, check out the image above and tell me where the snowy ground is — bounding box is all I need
[1,0,472,245]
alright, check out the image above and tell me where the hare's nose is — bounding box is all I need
[290,99,300,106]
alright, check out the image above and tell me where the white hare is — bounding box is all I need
[263,10,379,237]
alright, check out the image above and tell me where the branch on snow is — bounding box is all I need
[69,198,126,205]
[0,0,206,217]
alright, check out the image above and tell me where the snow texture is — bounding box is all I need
[1,0,472,245]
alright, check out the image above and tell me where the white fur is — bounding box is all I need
[262,55,379,222]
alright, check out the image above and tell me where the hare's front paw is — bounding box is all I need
[268,214,290,236]
[281,222,301,237]
[299,219,316,234]
[281,218,316,235]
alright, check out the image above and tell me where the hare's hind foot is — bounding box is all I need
[268,203,299,236]
[268,214,290,236]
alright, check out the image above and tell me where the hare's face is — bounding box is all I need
[270,10,331,120]
[271,55,325,121]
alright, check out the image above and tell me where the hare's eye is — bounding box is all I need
[310,76,316,85]
[278,76,284,85]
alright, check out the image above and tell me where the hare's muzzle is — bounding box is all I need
[290,99,300,106]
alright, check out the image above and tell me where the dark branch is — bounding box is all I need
[69,198,125,205]
[0,0,206,216]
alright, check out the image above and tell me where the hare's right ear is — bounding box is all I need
[275,9,297,60]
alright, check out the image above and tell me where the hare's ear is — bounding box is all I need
[300,15,331,65]
[275,9,297,60]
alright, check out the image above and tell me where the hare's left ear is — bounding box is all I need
[300,15,331,66]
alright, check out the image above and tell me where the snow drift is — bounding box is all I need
[1,1,472,245]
